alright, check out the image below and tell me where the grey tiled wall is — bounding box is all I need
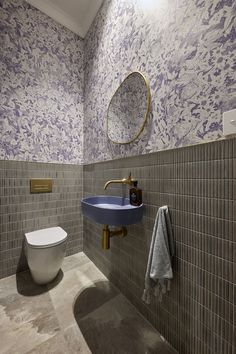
[83,139,236,354]
[0,160,83,279]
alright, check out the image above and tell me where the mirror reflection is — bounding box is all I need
[107,72,150,144]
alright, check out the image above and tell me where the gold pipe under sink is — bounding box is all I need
[102,225,127,250]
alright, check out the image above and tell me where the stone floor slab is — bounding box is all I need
[0,252,176,354]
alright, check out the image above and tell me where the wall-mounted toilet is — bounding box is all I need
[25,226,67,285]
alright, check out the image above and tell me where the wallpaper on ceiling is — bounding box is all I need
[84,0,236,163]
[0,0,84,164]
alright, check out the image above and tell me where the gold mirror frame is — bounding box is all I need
[106,71,151,144]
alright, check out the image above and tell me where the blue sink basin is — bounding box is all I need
[81,196,144,226]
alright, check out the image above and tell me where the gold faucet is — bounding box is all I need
[104,172,134,190]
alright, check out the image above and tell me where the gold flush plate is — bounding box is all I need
[30,179,52,193]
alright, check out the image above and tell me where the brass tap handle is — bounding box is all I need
[104,173,135,190]
[128,172,135,185]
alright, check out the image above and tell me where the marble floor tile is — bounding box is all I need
[26,325,91,354]
[75,259,109,285]
[48,269,84,330]
[76,290,176,354]
[48,260,108,330]
[0,269,47,300]
[63,324,91,354]
[0,252,176,354]
[74,280,118,320]
[0,286,59,354]
[61,252,90,273]
[26,332,68,354]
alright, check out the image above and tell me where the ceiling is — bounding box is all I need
[26,0,104,38]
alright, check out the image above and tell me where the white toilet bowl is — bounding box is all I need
[25,227,67,285]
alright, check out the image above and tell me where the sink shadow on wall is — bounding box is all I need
[83,138,235,354]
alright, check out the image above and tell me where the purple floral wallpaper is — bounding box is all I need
[1,0,235,164]
[84,0,236,163]
[0,0,84,164]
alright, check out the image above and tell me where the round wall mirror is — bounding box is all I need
[106,71,151,144]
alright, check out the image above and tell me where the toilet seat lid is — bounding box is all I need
[25,227,67,248]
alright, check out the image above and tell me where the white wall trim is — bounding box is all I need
[26,0,85,38]
[81,0,103,36]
